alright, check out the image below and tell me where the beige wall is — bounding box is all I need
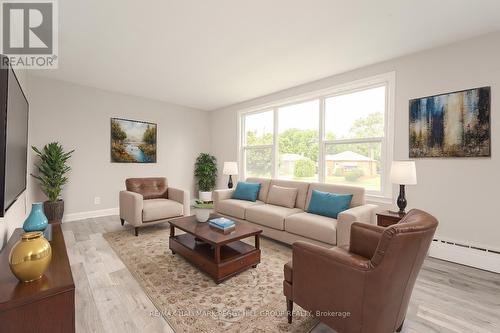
[0,69,29,250]
[27,76,210,217]
[210,31,500,250]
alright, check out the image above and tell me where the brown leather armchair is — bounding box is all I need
[283,209,438,333]
[119,177,190,236]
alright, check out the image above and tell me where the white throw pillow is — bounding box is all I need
[267,185,298,209]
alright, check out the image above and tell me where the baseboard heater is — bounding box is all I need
[429,237,500,274]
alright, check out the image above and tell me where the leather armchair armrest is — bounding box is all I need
[119,191,143,226]
[349,222,385,259]
[213,189,235,212]
[168,187,190,216]
[291,241,369,314]
[337,204,377,248]
[293,241,372,272]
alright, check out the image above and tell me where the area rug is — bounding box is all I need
[103,225,318,333]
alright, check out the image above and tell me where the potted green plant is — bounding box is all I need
[194,153,217,202]
[193,200,214,222]
[31,142,74,221]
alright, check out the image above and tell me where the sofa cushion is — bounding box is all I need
[285,212,337,245]
[246,177,271,202]
[267,185,298,208]
[142,198,183,222]
[270,179,310,209]
[232,182,261,202]
[307,190,353,219]
[246,204,302,230]
[216,199,264,220]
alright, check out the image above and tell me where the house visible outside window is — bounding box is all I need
[239,72,395,199]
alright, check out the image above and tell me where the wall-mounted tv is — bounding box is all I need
[0,55,29,217]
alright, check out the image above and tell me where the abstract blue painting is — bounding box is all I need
[409,87,490,157]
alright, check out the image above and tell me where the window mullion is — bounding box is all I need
[318,97,325,183]
[240,115,245,180]
[272,108,279,178]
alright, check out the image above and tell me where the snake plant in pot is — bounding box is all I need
[194,153,217,202]
[31,142,74,221]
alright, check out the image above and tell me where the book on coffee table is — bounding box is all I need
[209,217,235,228]
[208,219,236,233]
[209,223,235,234]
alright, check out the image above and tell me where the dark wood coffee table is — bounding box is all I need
[169,214,262,284]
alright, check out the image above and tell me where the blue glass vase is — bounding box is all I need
[23,202,49,232]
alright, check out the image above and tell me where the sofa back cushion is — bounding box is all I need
[267,185,299,208]
[269,179,310,210]
[232,181,261,202]
[126,177,168,200]
[306,183,365,208]
[246,177,271,202]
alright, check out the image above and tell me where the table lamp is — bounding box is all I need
[390,161,417,213]
[223,162,238,189]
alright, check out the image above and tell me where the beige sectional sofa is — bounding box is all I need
[214,178,376,247]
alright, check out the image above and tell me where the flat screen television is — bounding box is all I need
[0,55,29,217]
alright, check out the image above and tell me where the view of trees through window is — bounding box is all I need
[242,85,386,192]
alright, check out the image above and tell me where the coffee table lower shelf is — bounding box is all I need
[169,233,261,283]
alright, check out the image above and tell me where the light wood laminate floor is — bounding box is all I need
[62,216,500,333]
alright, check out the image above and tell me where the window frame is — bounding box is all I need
[238,72,395,201]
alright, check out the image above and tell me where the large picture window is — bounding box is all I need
[239,73,394,198]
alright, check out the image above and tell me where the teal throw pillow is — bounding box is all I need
[232,182,261,202]
[307,190,353,219]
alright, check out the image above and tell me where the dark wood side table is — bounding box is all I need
[0,223,75,333]
[377,211,406,227]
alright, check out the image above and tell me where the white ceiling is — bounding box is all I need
[31,0,500,110]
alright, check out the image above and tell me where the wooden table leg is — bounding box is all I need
[252,234,260,268]
[215,245,221,264]
[170,224,176,254]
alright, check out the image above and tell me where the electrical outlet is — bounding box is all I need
[94,197,101,205]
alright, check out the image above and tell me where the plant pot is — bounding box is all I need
[199,191,212,202]
[43,200,65,222]
[195,208,211,222]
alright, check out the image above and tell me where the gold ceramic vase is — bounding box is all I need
[9,231,52,282]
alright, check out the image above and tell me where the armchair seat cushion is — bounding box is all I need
[142,199,183,222]
[216,199,264,220]
[285,212,337,245]
[246,204,302,231]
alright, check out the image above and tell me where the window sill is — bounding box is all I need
[366,194,392,205]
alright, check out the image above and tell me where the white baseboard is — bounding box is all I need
[63,207,119,222]
[429,239,500,274]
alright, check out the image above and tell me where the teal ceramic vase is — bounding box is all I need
[23,202,49,232]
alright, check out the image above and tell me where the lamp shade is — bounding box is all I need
[390,161,417,185]
[223,162,238,175]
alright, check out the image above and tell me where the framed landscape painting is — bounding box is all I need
[409,87,490,158]
[110,118,157,163]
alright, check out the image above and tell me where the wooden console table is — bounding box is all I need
[0,223,75,333]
